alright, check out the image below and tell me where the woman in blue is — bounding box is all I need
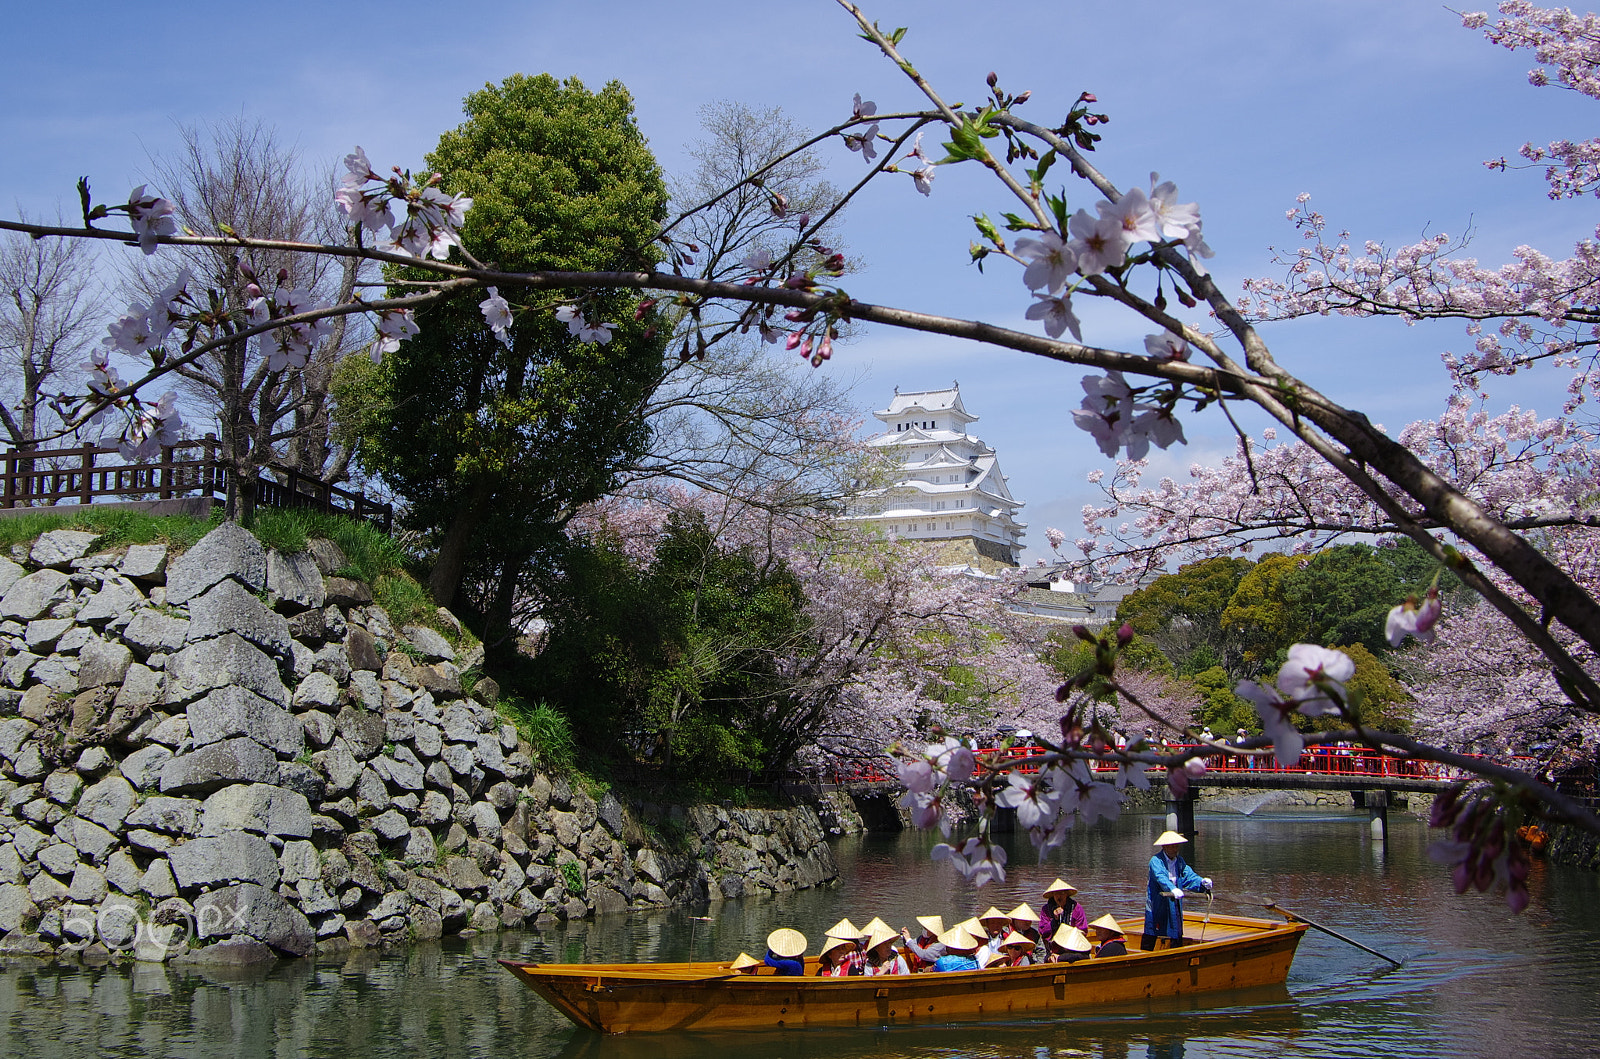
[1143,831,1212,948]
[932,926,981,972]
[763,927,807,975]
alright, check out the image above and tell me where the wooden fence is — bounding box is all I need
[1,437,392,532]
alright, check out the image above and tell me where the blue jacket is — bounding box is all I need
[764,950,803,976]
[933,954,979,972]
[1144,852,1206,939]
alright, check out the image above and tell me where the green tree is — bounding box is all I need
[1219,552,1310,673]
[1337,642,1413,733]
[533,510,814,787]
[1182,665,1258,735]
[1278,544,1407,655]
[359,74,668,644]
[1116,556,1253,677]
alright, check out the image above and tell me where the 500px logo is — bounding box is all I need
[62,901,196,958]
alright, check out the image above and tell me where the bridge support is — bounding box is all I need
[1364,789,1389,842]
[1165,789,1196,844]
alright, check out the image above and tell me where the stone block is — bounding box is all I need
[164,522,266,605]
[200,783,313,838]
[287,607,328,645]
[121,609,189,657]
[120,544,168,583]
[24,618,73,652]
[75,579,142,626]
[371,753,424,792]
[140,859,178,899]
[125,796,201,835]
[0,557,21,597]
[266,550,325,613]
[300,710,335,748]
[120,745,174,791]
[193,882,312,957]
[77,637,133,690]
[0,883,37,933]
[61,816,117,862]
[168,833,281,889]
[43,769,83,806]
[402,625,455,663]
[412,721,442,759]
[306,538,346,575]
[187,579,293,659]
[1,569,73,621]
[159,737,280,795]
[187,686,303,757]
[473,733,504,775]
[291,671,340,710]
[37,841,81,876]
[30,530,101,568]
[369,810,410,842]
[335,706,385,760]
[77,776,137,830]
[324,577,372,608]
[67,864,108,903]
[344,626,380,673]
[113,663,164,712]
[311,741,361,794]
[74,746,113,774]
[166,633,288,708]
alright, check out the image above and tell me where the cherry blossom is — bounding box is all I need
[1386,585,1443,646]
[373,309,419,362]
[555,304,615,344]
[1143,330,1188,360]
[126,185,176,255]
[1025,293,1083,340]
[1014,230,1077,294]
[1067,206,1126,275]
[479,287,513,348]
[931,836,1008,886]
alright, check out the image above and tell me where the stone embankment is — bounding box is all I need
[0,524,837,965]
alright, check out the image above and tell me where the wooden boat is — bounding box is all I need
[499,910,1309,1033]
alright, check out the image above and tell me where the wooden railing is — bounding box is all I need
[1,437,391,532]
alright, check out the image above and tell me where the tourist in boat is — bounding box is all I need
[976,906,1012,963]
[1038,878,1088,945]
[1087,915,1129,957]
[764,928,807,976]
[932,926,981,972]
[1046,925,1092,964]
[1144,831,1212,949]
[816,918,866,976]
[901,915,946,971]
[863,922,909,975]
[982,930,1036,968]
[729,952,761,974]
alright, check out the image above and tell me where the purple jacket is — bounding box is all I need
[1039,899,1088,940]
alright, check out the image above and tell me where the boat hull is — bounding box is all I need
[500,911,1308,1033]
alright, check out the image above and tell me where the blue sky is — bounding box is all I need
[3,1,1593,561]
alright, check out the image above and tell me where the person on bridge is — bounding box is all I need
[1143,831,1212,949]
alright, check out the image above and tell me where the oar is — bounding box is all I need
[1233,893,1403,968]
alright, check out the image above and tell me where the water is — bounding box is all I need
[3,811,1597,1058]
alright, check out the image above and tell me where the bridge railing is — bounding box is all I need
[826,744,1542,786]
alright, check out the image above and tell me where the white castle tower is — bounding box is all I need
[841,383,1026,567]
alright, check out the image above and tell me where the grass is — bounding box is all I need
[0,507,221,554]
[498,696,577,773]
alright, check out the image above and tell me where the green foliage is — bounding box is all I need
[499,696,577,772]
[532,510,811,783]
[1117,557,1253,677]
[357,73,672,644]
[1337,642,1414,732]
[1182,666,1258,734]
[560,860,585,896]
[1276,540,1453,657]
[1220,553,1309,670]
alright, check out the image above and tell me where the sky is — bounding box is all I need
[2,0,1593,563]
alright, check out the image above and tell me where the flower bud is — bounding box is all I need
[1014,90,1031,105]
[1184,757,1207,778]
[987,71,999,88]
[1117,623,1134,646]
[277,268,290,284]
[1072,624,1094,643]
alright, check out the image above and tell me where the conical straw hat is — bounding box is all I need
[1153,830,1189,847]
[1008,902,1037,922]
[865,922,899,950]
[862,916,893,937]
[980,948,1008,968]
[729,952,760,970]
[825,917,865,940]
[937,926,978,951]
[822,935,855,955]
[979,906,1010,922]
[956,916,987,938]
[1050,926,1092,953]
[766,927,807,958]
[1088,914,1125,937]
[1043,878,1079,896]
[915,915,945,935]
[1000,930,1032,948]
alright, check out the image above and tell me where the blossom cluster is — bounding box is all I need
[76,349,182,461]
[248,286,333,372]
[335,147,472,261]
[1428,782,1533,912]
[1234,645,1355,767]
[1070,370,1186,461]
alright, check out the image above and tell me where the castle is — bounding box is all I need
[840,384,1025,568]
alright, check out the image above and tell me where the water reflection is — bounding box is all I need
[2,812,1597,1059]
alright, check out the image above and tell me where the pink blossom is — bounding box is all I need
[480,287,513,348]
[1025,293,1083,341]
[126,185,176,255]
[1015,230,1077,294]
[1067,207,1126,275]
[1277,644,1355,715]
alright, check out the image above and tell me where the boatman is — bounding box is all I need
[1143,830,1212,949]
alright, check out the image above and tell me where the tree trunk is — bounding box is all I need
[428,480,493,609]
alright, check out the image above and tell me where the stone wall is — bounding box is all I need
[0,525,837,965]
